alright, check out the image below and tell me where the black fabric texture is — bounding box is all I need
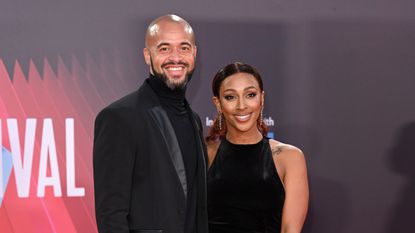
[207,138,285,233]
[147,75,198,233]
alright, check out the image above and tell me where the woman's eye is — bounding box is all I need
[247,92,257,98]
[224,95,235,101]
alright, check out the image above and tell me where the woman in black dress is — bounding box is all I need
[206,62,309,233]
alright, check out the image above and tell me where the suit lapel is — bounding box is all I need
[148,106,187,199]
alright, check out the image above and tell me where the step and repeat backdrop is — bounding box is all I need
[1,1,415,232]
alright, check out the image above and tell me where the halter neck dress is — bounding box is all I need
[207,137,285,233]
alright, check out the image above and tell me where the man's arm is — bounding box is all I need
[93,108,136,233]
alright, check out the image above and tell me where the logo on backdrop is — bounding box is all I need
[0,118,85,206]
[205,115,276,139]
[0,52,114,231]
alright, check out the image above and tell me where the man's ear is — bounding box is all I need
[193,45,197,58]
[143,48,151,66]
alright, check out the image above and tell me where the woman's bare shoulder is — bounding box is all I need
[269,139,307,181]
[268,139,305,159]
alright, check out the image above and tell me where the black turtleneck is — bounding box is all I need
[146,74,198,233]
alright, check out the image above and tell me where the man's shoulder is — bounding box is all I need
[187,108,203,129]
[108,90,139,109]
[103,81,156,111]
[191,110,201,122]
[96,81,158,119]
[94,91,137,122]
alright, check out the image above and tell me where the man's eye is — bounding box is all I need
[159,47,169,52]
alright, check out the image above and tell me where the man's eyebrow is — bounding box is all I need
[156,42,170,48]
[156,41,192,48]
[180,42,192,46]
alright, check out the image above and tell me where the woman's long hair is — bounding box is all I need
[206,62,268,142]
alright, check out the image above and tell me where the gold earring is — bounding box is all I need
[218,113,223,131]
[259,106,264,126]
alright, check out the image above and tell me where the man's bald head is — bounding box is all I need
[145,14,195,48]
[143,14,197,90]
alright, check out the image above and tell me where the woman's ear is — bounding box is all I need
[212,96,221,113]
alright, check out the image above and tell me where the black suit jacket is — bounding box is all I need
[93,81,208,233]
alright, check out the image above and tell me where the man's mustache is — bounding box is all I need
[161,61,189,68]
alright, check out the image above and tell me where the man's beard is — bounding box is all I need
[150,58,194,90]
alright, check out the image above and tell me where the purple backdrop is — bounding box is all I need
[1,0,415,232]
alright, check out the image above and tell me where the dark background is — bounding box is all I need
[1,0,415,232]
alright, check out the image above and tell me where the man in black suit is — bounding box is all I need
[93,14,208,233]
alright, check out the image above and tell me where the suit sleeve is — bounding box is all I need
[93,107,136,233]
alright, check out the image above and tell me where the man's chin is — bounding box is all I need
[152,69,193,90]
[166,78,188,90]
[166,75,186,82]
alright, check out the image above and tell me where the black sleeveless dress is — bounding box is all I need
[207,138,285,233]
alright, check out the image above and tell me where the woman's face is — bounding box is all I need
[213,72,264,136]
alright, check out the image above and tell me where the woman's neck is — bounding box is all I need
[225,129,263,145]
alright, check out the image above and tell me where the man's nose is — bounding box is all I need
[168,48,182,61]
